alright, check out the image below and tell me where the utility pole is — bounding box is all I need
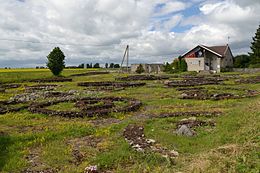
[120,45,129,73]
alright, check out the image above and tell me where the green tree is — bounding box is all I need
[78,63,84,68]
[114,64,120,68]
[178,57,188,72]
[249,25,260,67]
[46,47,65,76]
[93,63,100,68]
[234,55,251,68]
[109,63,114,68]
[105,63,108,68]
[136,64,145,74]
[163,62,173,73]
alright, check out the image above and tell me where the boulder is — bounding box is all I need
[176,125,196,137]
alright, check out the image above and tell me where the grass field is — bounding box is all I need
[0,69,259,173]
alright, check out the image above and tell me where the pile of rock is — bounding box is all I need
[235,76,260,84]
[123,124,179,159]
[25,84,58,92]
[166,77,223,87]
[28,97,142,118]
[78,81,146,88]
[179,89,259,100]
[156,111,222,118]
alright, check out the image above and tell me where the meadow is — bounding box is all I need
[0,69,259,173]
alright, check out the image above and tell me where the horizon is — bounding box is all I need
[0,0,260,68]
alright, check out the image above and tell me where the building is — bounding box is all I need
[182,44,234,73]
[131,64,164,73]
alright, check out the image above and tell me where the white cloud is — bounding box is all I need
[0,0,259,67]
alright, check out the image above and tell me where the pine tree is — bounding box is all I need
[249,25,260,67]
[46,47,65,76]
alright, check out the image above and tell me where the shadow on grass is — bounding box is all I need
[0,133,13,171]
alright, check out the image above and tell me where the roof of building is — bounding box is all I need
[203,45,229,57]
[182,44,232,58]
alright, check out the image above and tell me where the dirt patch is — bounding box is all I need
[116,75,169,81]
[70,71,109,77]
[22,148,58,173]
[68,135,103,165]
[29,77,72,83]
[28,97,142,118]
[123,124,179,158]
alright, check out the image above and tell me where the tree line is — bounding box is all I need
[234,24,260,68]
[77,63,120,69]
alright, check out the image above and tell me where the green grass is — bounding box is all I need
[0,69,259,173]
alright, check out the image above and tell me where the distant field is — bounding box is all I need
[0,68,103,83]
[0,70,259,173]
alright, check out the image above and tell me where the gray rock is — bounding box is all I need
[176,125,196,137]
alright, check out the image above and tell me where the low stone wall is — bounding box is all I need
[232,68,260,73]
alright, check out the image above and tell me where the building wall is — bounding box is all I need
[131,64,164,73]
[221,49,234,68]
[185,58,205,72]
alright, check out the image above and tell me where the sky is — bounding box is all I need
[0,0,260,67]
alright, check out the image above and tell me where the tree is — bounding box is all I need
[109,63,114,68]
[163,62,173,73]
[93,63,100,68]
[89,63,93,68]
[234,55,251,68]
[78,63,84,68]
[47,47,65,76]
[114,64,120,68]
[249,25,260,67]
[178,56,188,72]
[136,64,145,74]
[105,63,108,68]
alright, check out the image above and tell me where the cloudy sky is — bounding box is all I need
[0,0,259,67]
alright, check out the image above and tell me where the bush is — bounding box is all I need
[136,64,145,74]
[47,47,65,76]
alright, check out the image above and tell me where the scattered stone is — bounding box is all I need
[78,81,146,90]
[235,76,260,84]
[156,111,222,118]
[28,97,142,118]
[116,75,169,81]
[0,83,22,89]
[179,89,259,100]
[166,77,223,87]
[123,124,178,159]
[176,125,196,137]
[25,84,58,92]
[84,165,98,173]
